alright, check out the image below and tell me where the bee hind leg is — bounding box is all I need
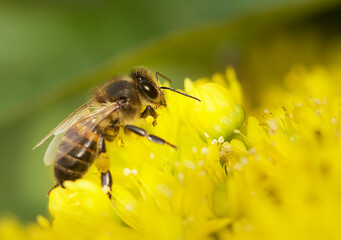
[47,183,59,196]
[96,134,113,198]
[124,125,177,149]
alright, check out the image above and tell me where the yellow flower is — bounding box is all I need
[184,67,245,140]
[0,68,244,240]
[221,66,341,240]
[2,65,341,240]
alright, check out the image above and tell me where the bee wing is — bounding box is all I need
[33,101,93,150]
[42,101,122,165]
[43,132,64,165]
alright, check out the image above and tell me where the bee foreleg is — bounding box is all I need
[141,105,158,126]
[124,125,177,149]
[96,134,113,198]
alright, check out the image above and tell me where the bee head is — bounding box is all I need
[130,66,201,109]
[130,66,166,108]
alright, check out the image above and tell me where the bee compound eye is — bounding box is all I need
[139,81,158,99]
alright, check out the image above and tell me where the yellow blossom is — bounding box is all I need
[0,68,243,240]
[221,66,341,240]
[2,65,341,240]
[184,67,245,139]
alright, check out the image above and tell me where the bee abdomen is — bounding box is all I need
[54,164,83,183]
[54,122,100,185]
[56,150,92,172]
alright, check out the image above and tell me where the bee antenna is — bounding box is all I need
[160,86,201,102]
[155,71,173,83]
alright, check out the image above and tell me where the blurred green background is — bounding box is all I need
[1,0,341,222]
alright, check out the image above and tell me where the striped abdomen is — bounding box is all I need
[54,121,100,186]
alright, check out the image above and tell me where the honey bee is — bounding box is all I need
[33,66,200,196]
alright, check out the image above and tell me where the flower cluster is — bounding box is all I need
[221,66,341,240]
[1,66,341,240]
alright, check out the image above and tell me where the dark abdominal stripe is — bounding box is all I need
[54,122,99,185]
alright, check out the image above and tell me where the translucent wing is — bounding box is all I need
[42,101,122,165]
[43,132,64,165]
[33,101,93,150]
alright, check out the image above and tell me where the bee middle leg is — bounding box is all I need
[96,134,113,198]
[124,125,177,149]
